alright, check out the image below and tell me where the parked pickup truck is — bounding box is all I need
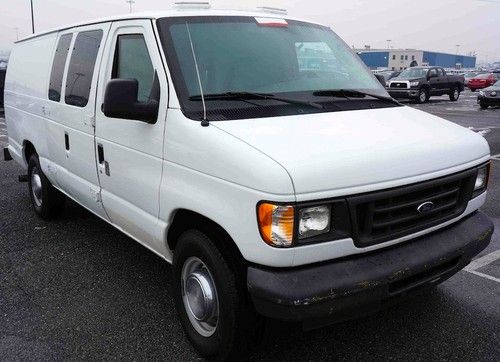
[387,66,465,103]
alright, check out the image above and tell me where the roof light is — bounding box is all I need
[256,6,288,15]
[173,1,211,10]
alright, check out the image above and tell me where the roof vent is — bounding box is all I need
[256,6,288,15]
[173,2,211,10]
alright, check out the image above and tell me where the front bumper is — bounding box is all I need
[247,211,493,329]
[478,95,500,107]
[387,89,419,99]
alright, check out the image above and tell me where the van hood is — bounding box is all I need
[213,106,490,197]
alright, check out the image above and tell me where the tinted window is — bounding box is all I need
[65,30,103,107]
[112,34,154,102]
[48,34,72,102]
[428,68,438,77]
[437,68,444,76]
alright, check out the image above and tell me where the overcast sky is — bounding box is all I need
[0,0,499,62]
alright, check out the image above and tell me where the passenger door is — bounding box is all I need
[45,24,110,219]
[94,20,168,252]
[427,68,440,94]
[436,68,448,92]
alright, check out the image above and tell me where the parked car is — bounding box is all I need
[478,80,500,109]
[3,7,493,360]
[387,66,465,103]
[468,73,500,91]
[464,71,486,88]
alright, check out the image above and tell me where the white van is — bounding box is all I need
[2,5,494,359]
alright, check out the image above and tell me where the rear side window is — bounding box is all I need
[112,34,155,102]
[48,33,73,102]
[65,30,103,107]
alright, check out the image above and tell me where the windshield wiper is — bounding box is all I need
[189,91,324,109]
[313,89,401,106]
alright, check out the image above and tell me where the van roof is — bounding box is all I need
[17,9,322,43]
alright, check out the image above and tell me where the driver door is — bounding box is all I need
[94,20,168,253]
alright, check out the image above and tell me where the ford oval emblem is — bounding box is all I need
[417,201,435,214]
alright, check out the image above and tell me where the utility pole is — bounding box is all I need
[30,0,35,34]
[386,39,391,50]
[126,0,135,13]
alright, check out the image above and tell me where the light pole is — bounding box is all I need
[126,0,135,13]
[386,39,391,49]
[30,0,35,34]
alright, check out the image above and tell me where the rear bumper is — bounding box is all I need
[247,211,493,328]
[387,89,419,99]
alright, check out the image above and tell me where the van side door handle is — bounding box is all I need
[97,143,104,164]
[97,144,110,176]
[64,132,70,151]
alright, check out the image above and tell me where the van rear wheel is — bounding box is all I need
[172,230,258,360]
[27,154,65,219]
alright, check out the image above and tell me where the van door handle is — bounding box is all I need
[97,143,104,164]
[64,132,70,151]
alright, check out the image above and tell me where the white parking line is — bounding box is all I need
[464,250,500,283]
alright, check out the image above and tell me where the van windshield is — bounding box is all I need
[157,16,392,120]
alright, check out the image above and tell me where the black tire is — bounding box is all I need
[479,101,488,110]
[416,88,429,104]
[172,230,258,360]
[449,86,460,101]
[27,154,65,219]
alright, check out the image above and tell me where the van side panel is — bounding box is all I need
[4,35,58,174]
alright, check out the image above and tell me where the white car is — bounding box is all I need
[2,5,493,359]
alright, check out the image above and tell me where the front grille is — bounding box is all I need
[348,169,477,247]
[390,82,408,89]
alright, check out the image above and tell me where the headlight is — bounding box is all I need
[410,81,420,87]
[257,203,294,247]
[298,205,331,239]
[479,90,485,96]
[385,81,390,87]
[473,163,490,196]
[491,91,497,97]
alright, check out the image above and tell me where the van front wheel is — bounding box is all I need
[27,154,65,219]
[172,230,258,360]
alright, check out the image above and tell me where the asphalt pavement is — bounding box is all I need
[0,90,499,361]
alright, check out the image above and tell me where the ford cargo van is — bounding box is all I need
[2,5,494,359]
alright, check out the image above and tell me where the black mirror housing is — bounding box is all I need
[103,78,159,123]
[375,74,386,87]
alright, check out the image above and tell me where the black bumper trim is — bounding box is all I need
[3,147,12,161]
[247,211,493,327]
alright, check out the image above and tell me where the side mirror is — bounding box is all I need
[102,78,159,123]
[375,74,386,87]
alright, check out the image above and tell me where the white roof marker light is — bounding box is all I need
[256,7,288,15]
[173,2,211,10]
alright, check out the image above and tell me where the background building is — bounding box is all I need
[355,49,476,70]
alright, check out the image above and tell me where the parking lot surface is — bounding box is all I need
[1,90,499,360]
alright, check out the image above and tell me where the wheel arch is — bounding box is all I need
[166,209,247,271]
[22,140,37,165]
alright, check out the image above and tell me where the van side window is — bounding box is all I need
[48,33,73,102]
[65,30,103,107]
[112,34,155,102]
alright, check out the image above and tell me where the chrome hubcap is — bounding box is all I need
[31,166,43,207]
[181,257,219,337]
[454,90,459,98]
[420,92,426,102]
